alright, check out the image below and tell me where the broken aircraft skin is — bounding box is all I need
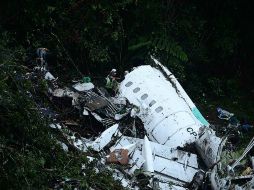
[34,49,253,190]
[119,57,222,167]
[117,57,224,189]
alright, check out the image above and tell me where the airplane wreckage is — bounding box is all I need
[34,49,254,190]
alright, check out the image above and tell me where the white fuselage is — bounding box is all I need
[119,64,205,148]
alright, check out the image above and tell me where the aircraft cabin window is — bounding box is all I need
[149,100,156,107]
[133,87,140,93]
[125,81,133,87]
[141,94,148,100]
[155,106,163,113]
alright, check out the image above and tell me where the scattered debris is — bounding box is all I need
[45,71,56,81]
[91,124,120,152]
[217,107,234,120]
[49,123,62,129]
[107,149,129,165]
[73,82,94,92]
[30,49,254,189]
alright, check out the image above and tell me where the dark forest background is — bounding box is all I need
[0,0,254,189]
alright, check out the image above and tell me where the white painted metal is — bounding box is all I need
[92,124,119,151]
[151,57,196,110]
[73,82,94,91]
[119,64,203,148]
[110,136,199,184]
[82,108,89,115]
[49,123,62,129]
[158,182,187,190]
[153,156,198,183]
[111,136,198,168]
[195,128,223,168]
[143,136,154,173]
[44,71,55,80]
[118,59,223,170]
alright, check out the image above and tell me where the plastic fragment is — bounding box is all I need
[45,71,55,80]
[60,142,68,152]
[217,107,234,120]
[49,123,62,129]
[87,156,95,163]
[83,108,89,115]
[73,82,94,91]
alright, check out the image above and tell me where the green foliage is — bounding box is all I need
[152,36,188,62]
[1,0,250,90]
[0,35,123,189]
[207,77,224,97]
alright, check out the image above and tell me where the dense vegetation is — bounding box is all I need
[0,0,254,189]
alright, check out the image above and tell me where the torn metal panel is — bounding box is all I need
[45,71,55,80]
[82,91,119,121]
[110,136,199,184]
[153,156,198,183]
[91,124,120,152]
[195,128,223,168]
[84,93,108,111]
[111,136,199,169]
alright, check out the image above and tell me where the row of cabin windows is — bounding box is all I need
[125,81,163,113]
